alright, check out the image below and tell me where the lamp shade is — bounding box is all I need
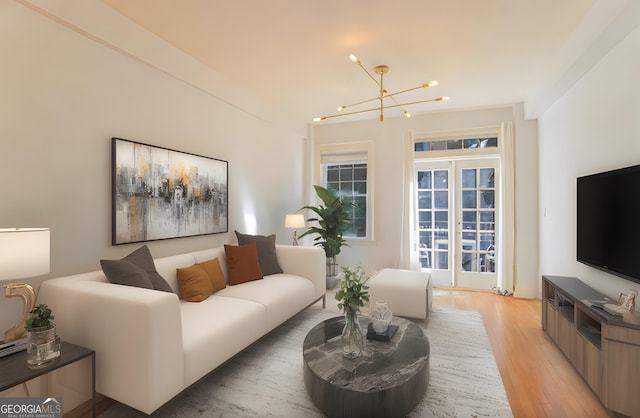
[0,228,50,280]
[285,214,305,229]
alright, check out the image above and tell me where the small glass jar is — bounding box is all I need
[26,326,60,369]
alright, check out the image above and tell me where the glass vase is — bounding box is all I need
[342,311,364,359]
[26,326,61,369]
[371,300,393,333]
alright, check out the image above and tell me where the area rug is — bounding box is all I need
[100,307,512,417]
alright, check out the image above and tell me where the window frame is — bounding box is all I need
[315,142,374,241]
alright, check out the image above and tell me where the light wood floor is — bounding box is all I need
[433,288,610,418]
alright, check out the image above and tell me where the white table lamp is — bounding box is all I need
[0,228,50,341]
[285,214,305,246]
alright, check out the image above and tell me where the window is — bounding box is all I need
[324,161,367,237]
[414,137,498,153]
[316,142,373,240]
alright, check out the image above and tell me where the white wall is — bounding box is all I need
[538,24,640,300]
[311,104,539,297]
[0,1,304,307]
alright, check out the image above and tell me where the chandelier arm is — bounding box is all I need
[383,83,433,99]
[339,96,381,110]
[356,61,382,88]
[315,97,448,121]
[382,97,447,109]
[317,105,383,120]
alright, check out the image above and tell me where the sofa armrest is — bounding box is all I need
[276,245,326,301]
[38,276,185,414]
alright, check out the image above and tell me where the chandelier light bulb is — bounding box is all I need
[349,53,360,64]
[404,111,411,118]
[337,106,344,111]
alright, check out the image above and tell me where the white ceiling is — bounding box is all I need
[100,0,636,124]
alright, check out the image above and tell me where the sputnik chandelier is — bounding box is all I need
[313,53,450,122]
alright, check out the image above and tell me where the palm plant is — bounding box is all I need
[298,185,353,276]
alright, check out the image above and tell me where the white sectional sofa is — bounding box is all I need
[37,244,325,414]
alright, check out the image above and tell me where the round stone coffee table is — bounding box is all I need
[303,316,430,418]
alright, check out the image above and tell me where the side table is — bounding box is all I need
[0,341,96,417]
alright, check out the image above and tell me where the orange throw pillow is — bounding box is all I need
[224,243,264,285]
[177,264,214,302]
[198,258,227,292]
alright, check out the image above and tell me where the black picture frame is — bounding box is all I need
[111,137,228,245]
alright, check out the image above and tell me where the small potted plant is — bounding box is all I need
[335,266,369,358]
[25,304,60,368]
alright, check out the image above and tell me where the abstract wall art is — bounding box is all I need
[112,138,228,245]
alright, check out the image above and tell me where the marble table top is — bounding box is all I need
[303,315,430,417]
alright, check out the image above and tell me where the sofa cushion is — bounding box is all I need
[100,245,173,292]
[215,274,316,331]
[198,258,226,292]
[224,243,263,285]
[180,295,267,386]
[235,231,283,276]
[177,264,214,302]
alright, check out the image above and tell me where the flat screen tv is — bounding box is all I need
[577,164,640,284]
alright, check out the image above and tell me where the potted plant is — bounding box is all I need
[335,266,369,358]
[25,304,60,368]
[298,185,353,287]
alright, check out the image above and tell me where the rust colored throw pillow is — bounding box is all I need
[197,258,227,292]
[177,264,214,302]
[224,243,264,285]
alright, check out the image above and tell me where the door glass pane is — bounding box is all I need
[434,211,448,230]
[418,172,431,189]
[462,169,476,188]
[434,191,448,209]
[418,191,432,209]
[462,211,476,231]
[419,211,432,229]
[480,190,494,208]
[462,191,476,208]
[434,170,448,189]
[479,168,495,188]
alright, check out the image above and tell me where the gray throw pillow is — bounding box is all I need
[235,231,283,276]
[101,245,174,292]
[100,259,153,289]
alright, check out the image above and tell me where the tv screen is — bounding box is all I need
[577,164,640,284]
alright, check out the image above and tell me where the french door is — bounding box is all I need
[416,158,499,290]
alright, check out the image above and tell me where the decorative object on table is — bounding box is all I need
[604,289,638,317]
[24,304,60,368]
[313,53,449,123]
[0,228,49,346]
[370,300,393,333]
[111,137,228,245]
[366,323,399,343]
[335,266,369,359]
[298,185,353,288]
[284,214,305,246]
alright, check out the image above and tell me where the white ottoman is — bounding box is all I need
[367,269,432,319]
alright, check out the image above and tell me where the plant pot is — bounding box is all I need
[26,325,60,369]
[326,256,339,289]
